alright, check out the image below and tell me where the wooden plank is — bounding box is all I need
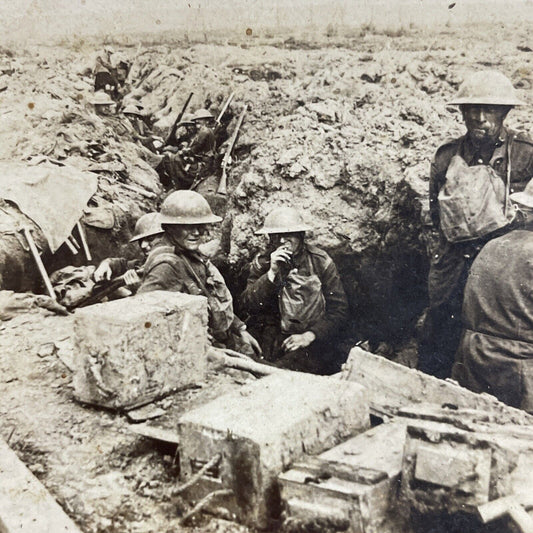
[0,438,81,533]
[342,347,533,424]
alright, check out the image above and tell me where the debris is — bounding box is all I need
[126,404,166,423]
[177,372,370,528]
[342,347,533,424]
[0,437,81,533]
[279,421,409,533]
[72,291,208,409]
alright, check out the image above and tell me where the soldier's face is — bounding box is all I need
[138,235,160,256]
[166,225,208,251]
[461,105,510,145]
[269,233,304,254]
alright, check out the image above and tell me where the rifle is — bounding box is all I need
[164,92,194,147]
[67,270,138,310]
[217,107,246,195]
[215,92,235,126]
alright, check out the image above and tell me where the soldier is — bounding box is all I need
[137,191,261,355]
[418,70,533,379]
[90,90,116,116]
[240,207,349,374]
[452,181,533,413]
[93,212,166,292]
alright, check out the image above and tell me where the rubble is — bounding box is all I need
[177,372,370,528]
[73,291,209,409]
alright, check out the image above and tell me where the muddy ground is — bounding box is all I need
[1,22,533,533]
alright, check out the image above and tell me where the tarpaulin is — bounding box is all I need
[0,161,98,252]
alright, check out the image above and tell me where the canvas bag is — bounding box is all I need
[279,256,326,335]
[438,152,514,243]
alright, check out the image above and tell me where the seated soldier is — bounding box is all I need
[240,207,349,374]
[137,190,260,355]
[93,212,166,293]
[452,180,533,413]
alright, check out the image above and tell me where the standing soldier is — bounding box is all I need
[418,70,533,378]
[240,207,349,374]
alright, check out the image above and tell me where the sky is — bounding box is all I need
[0,0,531,45]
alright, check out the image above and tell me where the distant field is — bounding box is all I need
[1,0,533,45]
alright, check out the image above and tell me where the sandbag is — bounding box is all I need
[438,155,514,243]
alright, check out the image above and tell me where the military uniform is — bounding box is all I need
[419,128,533,377]
[240,244,349,374]
[138,243,247,348]
[452,230,533,413]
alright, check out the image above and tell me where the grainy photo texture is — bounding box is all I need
[0,1,532,532]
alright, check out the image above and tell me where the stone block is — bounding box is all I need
[177,372,370,528]
[279,421,408,533]
[73,290,208,409]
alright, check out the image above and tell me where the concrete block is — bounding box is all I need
[73,290,208,409]
[279,421,408,533]
[177,372,370,528]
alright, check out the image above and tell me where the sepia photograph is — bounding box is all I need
[0,1,532,532]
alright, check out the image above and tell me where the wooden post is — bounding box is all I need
[22,227,56,300]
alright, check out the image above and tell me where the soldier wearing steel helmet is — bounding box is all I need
[240,207,349,375]
[137,191,261,355]
[418,70,533,379]
[93,212,167,292]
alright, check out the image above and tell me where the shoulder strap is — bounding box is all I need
[179,254,209,296]
[504,133,514,217]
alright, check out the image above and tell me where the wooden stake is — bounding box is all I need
[22,227,56,300]
[76,221,92,261]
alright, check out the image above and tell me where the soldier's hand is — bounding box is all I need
[239,329,262,356]
[94,260,113,282]
[268,245,293,278]
[123,269,141,288]
[282,331,316,353]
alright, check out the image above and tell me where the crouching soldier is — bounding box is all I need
[240,207,349,374]
[137,190,261,355]
[93,212,166,293]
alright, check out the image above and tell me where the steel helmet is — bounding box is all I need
[191,108,214,122]
[129,212,164,243]
[159,191,222,225]
[90,91,115,106]
[177,113,195,127]
[122,104,143,116]
[449,70,525,106]
[255,206,312,235]
[510,179,533,209]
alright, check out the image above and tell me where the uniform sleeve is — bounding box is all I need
[308,260,349,342]
[137,263,184,294]
[104,257,125,277]
[239,256,279,315]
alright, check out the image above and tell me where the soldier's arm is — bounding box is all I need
[308,260,349,342]
[137,263,184,294]
[239,256,278,314]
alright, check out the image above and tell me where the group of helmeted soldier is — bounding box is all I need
[89,49,234,193]
[86,63,533,414]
